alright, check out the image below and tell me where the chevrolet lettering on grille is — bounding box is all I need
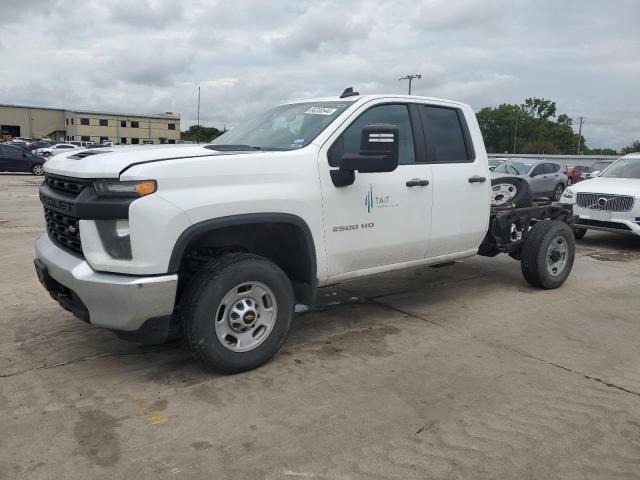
[39,192,75,213]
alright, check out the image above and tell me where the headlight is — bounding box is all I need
[94,180,157,197]
[95,219,132,259]
[561,188,575,199]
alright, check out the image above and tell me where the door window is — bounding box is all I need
[332,104,415,165]
[421,106,473,163]
[531,164,546,176]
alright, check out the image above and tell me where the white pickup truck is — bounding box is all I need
[34,89,577,373]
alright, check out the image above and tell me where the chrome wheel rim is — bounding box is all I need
[491,183,517,206]
[32,165,44,175]
[214,281,277,352]
[547,235,568,276]
[553,184,564,201]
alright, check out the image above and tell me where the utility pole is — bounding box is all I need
[576,116,584,155]
[197,85,201,144]
[398,74,421,95]
[513,113,519,154]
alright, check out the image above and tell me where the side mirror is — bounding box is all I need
[341,124,399,173]
[331,125,399,187]
[529,172,536,177]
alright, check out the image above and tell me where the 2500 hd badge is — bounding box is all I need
[333,222,375,232]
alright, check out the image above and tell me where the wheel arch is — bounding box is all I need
[169,213,318,305]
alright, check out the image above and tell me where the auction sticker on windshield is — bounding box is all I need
[305,107,338,115]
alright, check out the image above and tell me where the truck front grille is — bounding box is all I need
[576,193,635,212]
[44,207,82,254]
[45,175,88,197]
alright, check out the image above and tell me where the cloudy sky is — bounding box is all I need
[2,0,639,149]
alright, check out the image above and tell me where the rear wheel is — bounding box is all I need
[31,164,44,176]
[521,220,575,289]
[180,253,294,373]
[573,227,587,239]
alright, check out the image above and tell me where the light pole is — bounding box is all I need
[197,85,201,144]
[398,74,421,95]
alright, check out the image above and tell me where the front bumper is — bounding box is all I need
[573,207,640,236]
[35,234,178,331]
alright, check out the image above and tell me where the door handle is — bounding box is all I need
[468,176,486,183]
[406,178,429,187]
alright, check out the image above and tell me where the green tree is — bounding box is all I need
[621,141,640,155]
[180,125,225,143]
[476,97,586,154]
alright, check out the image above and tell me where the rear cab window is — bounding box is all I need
[418,105,475,163]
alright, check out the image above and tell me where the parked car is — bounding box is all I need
[580,160,614,180]
[34,91,577,374]
[29,141,53,151]
[491,159,568,201]
[70,141,93,148]
[0,144,46,175]
[7,140,31,150]
[563,165,589,185]
[488,158,507,171]
[34,143,79,157]
[561,154,640,238]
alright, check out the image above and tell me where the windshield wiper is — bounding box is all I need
[204,144,262,151]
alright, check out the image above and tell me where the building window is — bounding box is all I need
[120,120,126,128]
[121,137,127,144]
[80,118,89,125]
[81,136,90,142]
[168,123,176,130]
[65,118,69,125]
[168,139,176,144]
[71,118,74,125]
[99,119,108,127]
[131,137,139,144]
[131,121,139,128]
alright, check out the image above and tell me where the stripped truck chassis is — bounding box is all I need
[478,204,577,259]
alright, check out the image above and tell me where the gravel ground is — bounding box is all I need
[1,173,640,479]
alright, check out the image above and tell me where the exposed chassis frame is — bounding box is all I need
[479,204,577,258]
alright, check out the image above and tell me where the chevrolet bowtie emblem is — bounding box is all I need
[67,225,77,234]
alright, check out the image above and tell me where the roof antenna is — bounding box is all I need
[340,87,359,98]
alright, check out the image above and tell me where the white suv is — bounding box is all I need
[561,154,640,238]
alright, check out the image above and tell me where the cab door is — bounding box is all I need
[318,102,433,278]
[417,103,490,258]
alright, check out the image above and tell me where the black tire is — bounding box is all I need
[551,183,565,201]
[490,177,533,209]
[521,220,575,289]
[180,253,294,374]
[573,227,587,239]
[31,164,44,176]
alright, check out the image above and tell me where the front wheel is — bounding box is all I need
[180,253,294,373]
[31,164,44,176]
[551,183,565,201]
[521,220,575,289]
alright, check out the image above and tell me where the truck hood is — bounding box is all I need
[569,177,640,197]
[43,144,243,178]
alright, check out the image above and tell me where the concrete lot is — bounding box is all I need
[1,173,640,479]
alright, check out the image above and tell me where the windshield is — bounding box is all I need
[210,101,354,151]
[601,157,640,179]
[493,161,533,175]
[489,159,504,166]
[590,161,613,172]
